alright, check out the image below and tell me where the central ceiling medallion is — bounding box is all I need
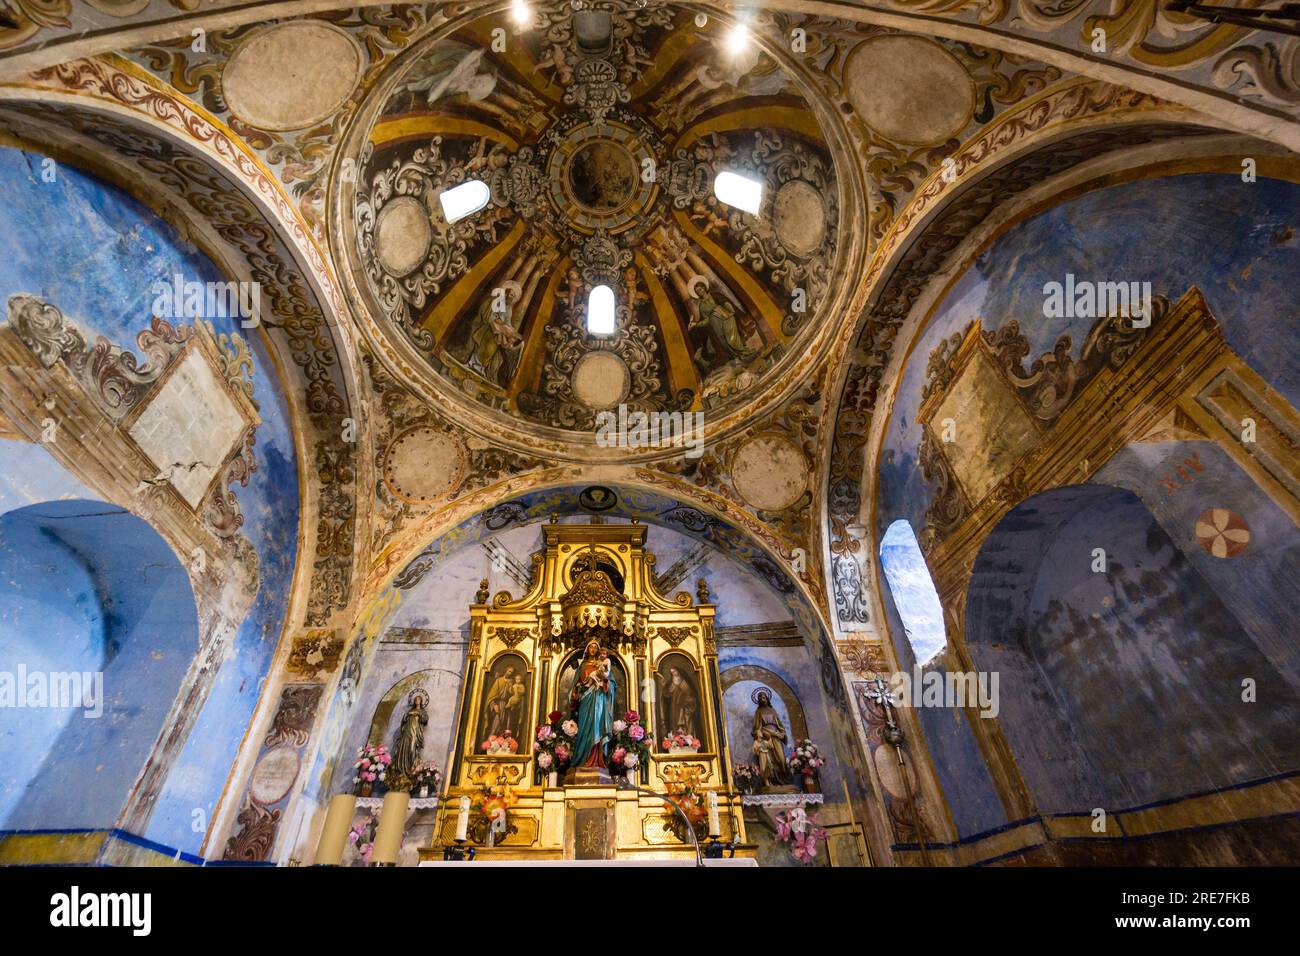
[569,140,635,212]
[543,111,660,236]
[549,119,657,230]
[337,0,846,435]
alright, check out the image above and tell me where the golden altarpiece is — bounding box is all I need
[421,519,751,861]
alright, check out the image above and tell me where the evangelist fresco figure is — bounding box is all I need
[688,277,757,367]
[451,281,523,386]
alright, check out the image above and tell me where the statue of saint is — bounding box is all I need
[391,688,429,786]
[567,640,616,779]
[658,664,699,741]
[751,688,790,788]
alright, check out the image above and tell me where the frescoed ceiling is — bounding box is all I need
[337,3,841,431]
[2,0,1286,642]
[0,0,1294,869]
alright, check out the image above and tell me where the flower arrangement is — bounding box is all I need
[775,807,829,864]
[661,731,702,753]
[608,710,651,776]
[732,762,760,793]
[353,744,391,795]
[481,731,519,754]
[788,739,826,791]
[534,710,576,780]
[410,762,442,796]
[661,764,709,841]
[348,816,377,866]
[472,778,518,847]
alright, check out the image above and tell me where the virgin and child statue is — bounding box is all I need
[565,639,618,784]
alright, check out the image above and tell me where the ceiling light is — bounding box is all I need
[725,22,749,55]
[713,171,762,215]
[587,284,616,335]
[511,0,531,27]
[438,179,490,223]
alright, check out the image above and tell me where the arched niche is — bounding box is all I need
[652,649,707,747]
[564,551,625,593]
[0,498,199,831]
[477,650,533,747]
[311,482,861,802]
[368,671,431,749]
[965,483,1300,816]
[0,137,313,860]
[556,648,628,726]
[720,665,809,771]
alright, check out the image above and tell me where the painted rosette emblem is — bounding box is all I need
[1195,508,1251,558]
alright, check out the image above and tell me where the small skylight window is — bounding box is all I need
[587,284,616,335]
[438,180,490,223]
[726,23,750,56]
[713,171,762,215]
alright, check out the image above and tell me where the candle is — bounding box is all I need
[455,795,469,842]
[315,793,358,865]
[707,790,720,838]
[372,790,409,866]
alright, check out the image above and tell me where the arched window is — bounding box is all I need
[879,519,946,665]
[713,170,763,214]
[438,179,490,223]
[587,284,616,335]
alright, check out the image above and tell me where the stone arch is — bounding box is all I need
[0,3,1294,151]
[296,475,884,861]
[0,67,364,630]
[720,664,810,741]
[819,102,1287,847]
[823,96,1283,637]
[965,482,1300,838]
[0,496,200,850]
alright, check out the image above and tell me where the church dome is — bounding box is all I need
[333,2,848,441]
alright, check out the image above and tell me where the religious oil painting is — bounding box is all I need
[478,653,531,746]
[654,652,704,747]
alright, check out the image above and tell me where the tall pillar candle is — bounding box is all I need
[314,793,357,866]
[371,790,410,866]
[455,795,470,842]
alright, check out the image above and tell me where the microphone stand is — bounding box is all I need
[615,778,705,867]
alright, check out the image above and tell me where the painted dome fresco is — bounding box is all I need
[335,1,844,433]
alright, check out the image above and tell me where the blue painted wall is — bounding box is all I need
[0,147,300,855]
[966,485,1300,812]
[0,500,198,830]
[880,174,1300,550]
[875,173,1300,837]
